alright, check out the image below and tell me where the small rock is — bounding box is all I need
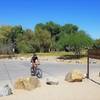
[46,77,59,85]
[0,84,13,97]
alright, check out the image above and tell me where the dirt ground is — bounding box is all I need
[0,77,100,100]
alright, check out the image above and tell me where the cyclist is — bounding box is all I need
[31,54,40,76]
[31,54,42,78]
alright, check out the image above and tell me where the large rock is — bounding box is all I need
[23,77,40,90]
[15,76,40,91]
[65,70,84,82]
[0,84,13,97]
[14,78,25,89]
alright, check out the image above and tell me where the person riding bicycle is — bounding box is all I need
[31,54,40,70]
[31,54,42,78]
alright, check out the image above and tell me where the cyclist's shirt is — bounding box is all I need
[31,56,38,63]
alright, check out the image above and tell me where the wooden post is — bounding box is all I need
[87,49,89,78]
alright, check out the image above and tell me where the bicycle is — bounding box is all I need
[31,67,42,78]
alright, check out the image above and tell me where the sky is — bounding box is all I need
[0,0,100,39]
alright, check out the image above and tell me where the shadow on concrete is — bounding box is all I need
[89,78,100,85]
[57,55,87,60]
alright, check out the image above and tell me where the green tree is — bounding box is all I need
[10,25,24,53]
[58,30,94,57]
[16,29,35,53]
[94,39,100,48]
[34,22,61,51]
[61,24,78,34]
[35,23,45,32]
[0,25,13,42]
[0,25,13,54]
[35,29,52,52]
[45,21,61,39]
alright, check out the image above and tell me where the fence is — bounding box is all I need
[87,49,100,78]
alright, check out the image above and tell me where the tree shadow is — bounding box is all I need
[57,55,87,60]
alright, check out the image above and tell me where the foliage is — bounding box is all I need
[94,39,100,48]
[16,29,34,53]
[58,30,94,57]
[0,26,13,54]
[0,22,94,55]
[61,24,78,34]
[35,28,52,52]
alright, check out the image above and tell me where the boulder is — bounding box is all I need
[23,77,40,90]
[14,76,40,91]
[14,78,25,89]
[0,84,13,97]
[65,70,84,82]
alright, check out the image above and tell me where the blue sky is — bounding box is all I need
[0,0,100,39]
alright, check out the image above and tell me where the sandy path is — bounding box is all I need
[0,77,100,100]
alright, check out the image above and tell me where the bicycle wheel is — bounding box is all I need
[36,68,42,78]
[30,67,35,76]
